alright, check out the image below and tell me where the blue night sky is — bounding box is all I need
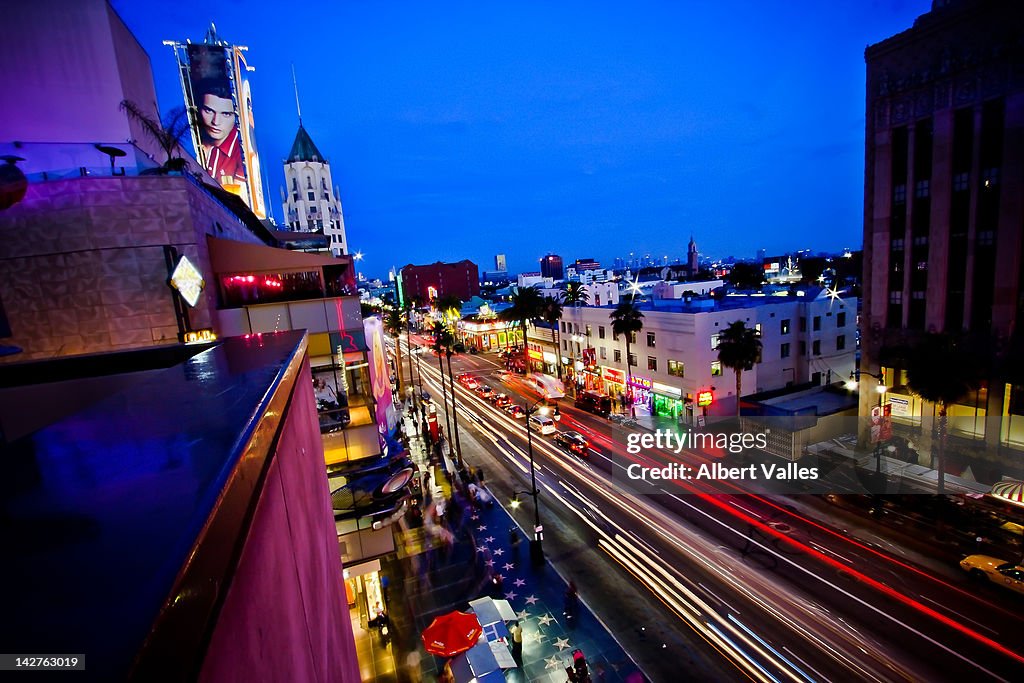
[111,0,930,280]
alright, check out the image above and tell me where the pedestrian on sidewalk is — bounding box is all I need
[509,620,523,666]
[475,467,485,485]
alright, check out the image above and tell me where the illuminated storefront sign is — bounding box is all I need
[628,375,652,390]
[697,390,715,407]
[170,255,205,307]
[652,381,681,397]
[182,329,217,344]
[602,367,624,384]
[528,349,543,361]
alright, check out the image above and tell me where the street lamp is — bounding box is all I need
[512,397,560,567]
[848,370,891,475]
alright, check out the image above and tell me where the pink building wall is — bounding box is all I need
[198,358,359,683]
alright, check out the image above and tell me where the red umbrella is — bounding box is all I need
[421,611,483,658]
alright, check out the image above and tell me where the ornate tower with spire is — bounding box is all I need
[280,70,347,257]
[687,235,699,276]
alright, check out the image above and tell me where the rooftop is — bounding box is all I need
[0,332,308,681]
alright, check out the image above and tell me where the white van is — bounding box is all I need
[529,414,556,435]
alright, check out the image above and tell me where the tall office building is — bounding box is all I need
[540,253,564,280]
[495,253,507,272]
[861,0,1024,461]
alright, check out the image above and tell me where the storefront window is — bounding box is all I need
[1001,383,1024,449]
[220,270,324,307]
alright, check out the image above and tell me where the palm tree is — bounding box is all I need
[439,327,464,466]
[404,296,422,407]
[384,306,405,394]
[434,294,463,345]
[119,101,190,172]
[499,286,545,374]
[540,295,565,381]
[431,321,454,451]
[563,281,590,308]
[905,333,982,494]
[717,320,763,417]
[609,297,645,416]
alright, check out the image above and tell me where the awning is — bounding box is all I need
[989,480,1024,508]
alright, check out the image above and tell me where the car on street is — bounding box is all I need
[528,414,556,435]
[960,555,1024,595]
[503,404,525,419]
[457,373,479,390]
[554,430,590,457]
[490,393,511,408]
[475,384,493,399]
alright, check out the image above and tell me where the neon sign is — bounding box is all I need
[697,390,714,407]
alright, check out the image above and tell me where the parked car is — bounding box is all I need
[960,555,1024,595]
[504,404,526,419]
[554,430,589,457]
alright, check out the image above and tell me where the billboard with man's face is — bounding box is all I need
[184,44,261,216]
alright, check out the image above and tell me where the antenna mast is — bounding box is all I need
[291,64,302,123]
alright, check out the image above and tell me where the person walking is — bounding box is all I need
[509,620,524,667]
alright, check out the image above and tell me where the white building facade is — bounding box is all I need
[560,292,857,423]
[280,123,348,257]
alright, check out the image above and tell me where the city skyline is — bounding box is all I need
[112,0,930,279]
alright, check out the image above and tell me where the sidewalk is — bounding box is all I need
[375,410,642,682]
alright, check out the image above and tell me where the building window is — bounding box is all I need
[978,230,995,247]
[307,191,315,201]
[647,356,657,371]
[629,331,637,344]
[781,342,790,359]
[316,219,323,230]
[982,167,1000,188]
[781,319,790,335]
[292,192,298,202]
[890,291,903,304]
[600,347,607,360]
[912,290,926,300]
[628,353,637,367]
[585,325,592,336]
[291,178,297,191]
[614,349,621,363]
[306,177,313,189]
[914,179,930,198]
[799,341,807,355]
[563,339,568,351]
[599,326,606,339]
[711,361,722,377]
[837,335,846,351]
[647,332,656,347]
[953,172,969,192]
[561,322,567,333]
[812,316,821,331]
[710,334,720,350]
[912,235,928,247]
[668,360,684,377]
[837,312,846,327]
[812,340,821,355]
[893,184,907,204]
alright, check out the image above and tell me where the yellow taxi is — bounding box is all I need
[960,555,1024,595]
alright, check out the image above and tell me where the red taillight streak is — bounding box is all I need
[698,493,1024,666]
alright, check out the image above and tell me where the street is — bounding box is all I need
[396,333,1024,682]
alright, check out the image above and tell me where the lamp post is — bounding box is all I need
[510,397,560,567]
[847,370,889,474]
